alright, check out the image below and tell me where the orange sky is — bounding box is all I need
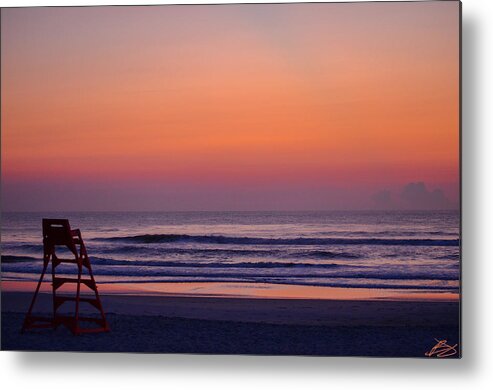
[1,2,460,211]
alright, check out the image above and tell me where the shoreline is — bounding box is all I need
[1,280,459,302]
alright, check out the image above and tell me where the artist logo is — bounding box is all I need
[425,339,458,358]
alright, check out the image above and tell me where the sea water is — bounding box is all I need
[1,211,460,292]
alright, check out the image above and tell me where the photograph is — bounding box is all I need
[1,0,460,357]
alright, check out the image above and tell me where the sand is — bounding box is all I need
[1,289,460,357]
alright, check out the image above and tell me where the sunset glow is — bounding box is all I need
[1,2,459,211]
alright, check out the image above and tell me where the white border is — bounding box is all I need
[2,0,493,389]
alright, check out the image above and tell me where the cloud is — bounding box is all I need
[399,182,451,210]
[371,182,453,210]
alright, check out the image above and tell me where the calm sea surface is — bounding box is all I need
[1,211,460,292]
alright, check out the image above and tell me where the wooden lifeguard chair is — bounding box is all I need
[22,219,109,335]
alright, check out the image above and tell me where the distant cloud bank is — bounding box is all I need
[372,182,456,210]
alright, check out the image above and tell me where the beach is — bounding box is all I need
[1,282,460,357]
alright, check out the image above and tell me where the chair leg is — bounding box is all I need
[71,259,82,335]
[86,257,109,331]
[22,258,49,333]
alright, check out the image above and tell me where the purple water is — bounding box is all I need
[1,210,460,292]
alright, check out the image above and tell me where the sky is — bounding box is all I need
[1,2,460,211]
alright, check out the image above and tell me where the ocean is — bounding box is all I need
[1,211,460,292]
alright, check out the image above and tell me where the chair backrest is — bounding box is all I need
[42,219,77,255]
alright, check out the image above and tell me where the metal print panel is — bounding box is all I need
[0,1,461,357]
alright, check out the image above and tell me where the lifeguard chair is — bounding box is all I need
[22,219,109,335]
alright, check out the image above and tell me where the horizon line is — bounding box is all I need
[2,208,461,213]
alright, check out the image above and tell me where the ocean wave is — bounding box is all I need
[435,254,460,260]
[314,230,458,237]
[90,270,459,281]
[0,272,459,291]
[2,261,458,281]
[95,246,360,260]
[102,234,460,247]
[98,246,284,257]
[1,244,43,252]
[1,255,38,263]
[1,256,343,270]
[295,250,358,259]
[89,257,343,269]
